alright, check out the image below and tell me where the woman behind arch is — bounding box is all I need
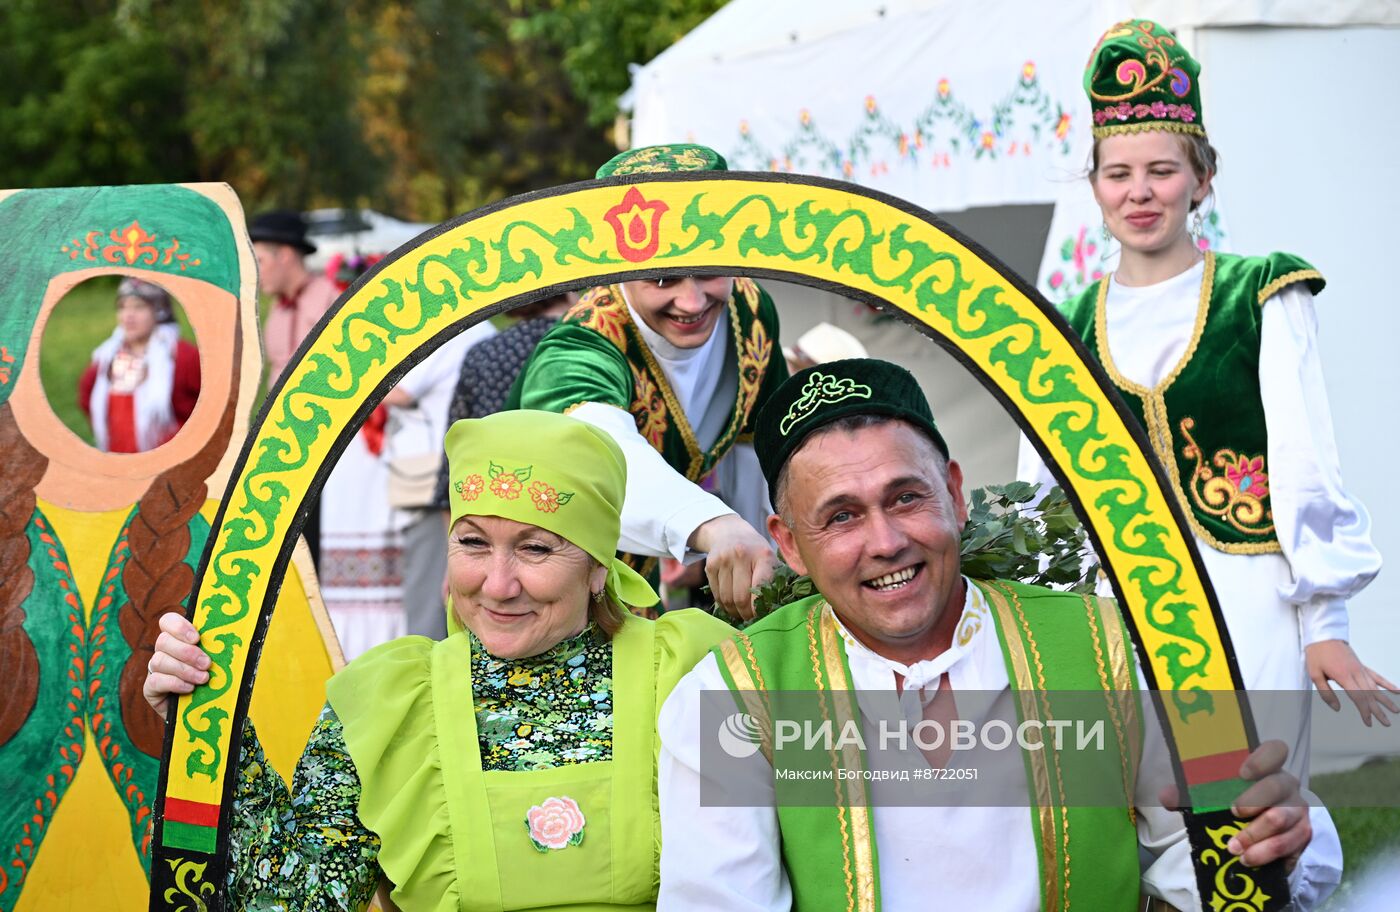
[1020,19,1393,757]
[144,409,736,910]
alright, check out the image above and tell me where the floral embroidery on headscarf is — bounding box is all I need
[456,474,485,501]
[488,462,529,499]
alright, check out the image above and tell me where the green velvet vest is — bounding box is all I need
[507,279,788,575]
[1061,251,1324,554]
[711,580,1143,912]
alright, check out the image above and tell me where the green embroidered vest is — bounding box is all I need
[507,279,787,576]
[1061,251,1324,554]
[711,580,1143,912]
[330,608,734,911]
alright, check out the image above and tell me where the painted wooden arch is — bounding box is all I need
[151,173,1285,910]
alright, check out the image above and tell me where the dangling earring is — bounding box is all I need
[1101,219,1112,241]
[592,589,605,605]
[1189,208,1205,243]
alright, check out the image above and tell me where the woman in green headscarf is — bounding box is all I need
[144,409,734,911]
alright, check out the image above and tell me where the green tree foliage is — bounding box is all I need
[0,0,723,217]
[511,0,728,127]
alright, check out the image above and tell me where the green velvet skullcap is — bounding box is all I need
[444,410,658,609]
[755,358,949,496]
[1085,19,1204,139]
[596,143,728,178]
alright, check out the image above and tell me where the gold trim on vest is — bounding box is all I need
[1081,593,1139,828]
[818,604,878,912]
[1092,254,1282,555]
[981,581,1069,912]
[718,636,775,763]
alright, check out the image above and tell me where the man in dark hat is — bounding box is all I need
[656,358,1339,911]
[250,209,340,570]
[506,144,790,620]
[249,209,340,385]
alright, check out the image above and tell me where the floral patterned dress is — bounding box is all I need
[228,626,613,910]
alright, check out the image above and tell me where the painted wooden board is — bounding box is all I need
[0,183,341,912]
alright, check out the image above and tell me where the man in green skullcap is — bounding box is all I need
[657,359,1338,911]
[507,143,789,619]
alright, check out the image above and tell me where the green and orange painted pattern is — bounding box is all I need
[159,175,1270,909]
[1,512,172,910]
[0,514,86,909]
[87,531,155,860]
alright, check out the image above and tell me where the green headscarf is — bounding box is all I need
[444,409,659,610]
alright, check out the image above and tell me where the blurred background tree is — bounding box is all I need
[0,0,725,221]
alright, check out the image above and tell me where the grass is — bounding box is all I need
[1312,759,1400,909]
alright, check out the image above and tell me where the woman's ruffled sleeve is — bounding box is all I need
[1260,284,1382,644]
[329,635,459,912]
[227,707,383,911]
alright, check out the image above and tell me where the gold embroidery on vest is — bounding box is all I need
[804,604,857,912]
[1081,594,1137,828]
[819,605,876,912]
[569,287,629,350]
[620,285,707,479]
[982,582,1070,912]
[1256,269,1323,306]
[707,284,762,468]
[717,637,774,763]
[1179,417,1276,539]
[628,363,668,449]
[1093,255,1281,555]
[738,316,771,428]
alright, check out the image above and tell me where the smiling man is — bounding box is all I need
[507,144,789,619]
[656,358,1341,911]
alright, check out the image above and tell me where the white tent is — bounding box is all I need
[625,0,1400,690]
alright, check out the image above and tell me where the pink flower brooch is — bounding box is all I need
[525,796,586,852]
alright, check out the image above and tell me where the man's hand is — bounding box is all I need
[1305,639,1400,727]
[1156,740,1311,872]
[689,514,777,621]
[143,612,212,717]
[1228,740,1311,870]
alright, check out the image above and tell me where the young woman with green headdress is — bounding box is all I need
[144,409,734,911]
[1021,20,1393,752]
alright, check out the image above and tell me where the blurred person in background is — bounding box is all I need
[250,209,341,570]
[250,209,340,386]
[79,276,200,453]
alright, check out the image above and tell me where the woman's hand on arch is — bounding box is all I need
[143,612,212,717]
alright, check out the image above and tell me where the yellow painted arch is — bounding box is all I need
[151,173,1280,910]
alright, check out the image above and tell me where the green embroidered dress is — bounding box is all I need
[227,610,731,911]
